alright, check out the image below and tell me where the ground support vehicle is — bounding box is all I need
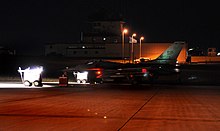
[18,66,43,87]
[73,68,102,84]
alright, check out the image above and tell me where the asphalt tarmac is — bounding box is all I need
[1,57,220,130]
[0,83,220,130]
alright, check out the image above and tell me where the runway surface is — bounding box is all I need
[0,83,220,130]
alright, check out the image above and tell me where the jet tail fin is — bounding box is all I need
[153,41,185,64]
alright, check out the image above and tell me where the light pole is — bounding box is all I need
[122,29,128,62]
[140,36,144,59]
[131,33,136,63]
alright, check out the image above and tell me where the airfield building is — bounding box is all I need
[45,21,188,63]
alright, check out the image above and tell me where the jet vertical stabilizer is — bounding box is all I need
[152,41,184,64]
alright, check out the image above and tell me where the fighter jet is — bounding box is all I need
[68,41,185,84]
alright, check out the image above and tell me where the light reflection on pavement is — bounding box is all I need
[0,82,55,88]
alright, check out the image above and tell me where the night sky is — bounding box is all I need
[0,0,220,55]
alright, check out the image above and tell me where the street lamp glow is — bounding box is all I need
[131,33,137,63]
[122,28,128,62]
[140,36,144,58]
[123,29,128,34]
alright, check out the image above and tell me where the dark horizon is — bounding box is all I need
[1,0,220,55]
